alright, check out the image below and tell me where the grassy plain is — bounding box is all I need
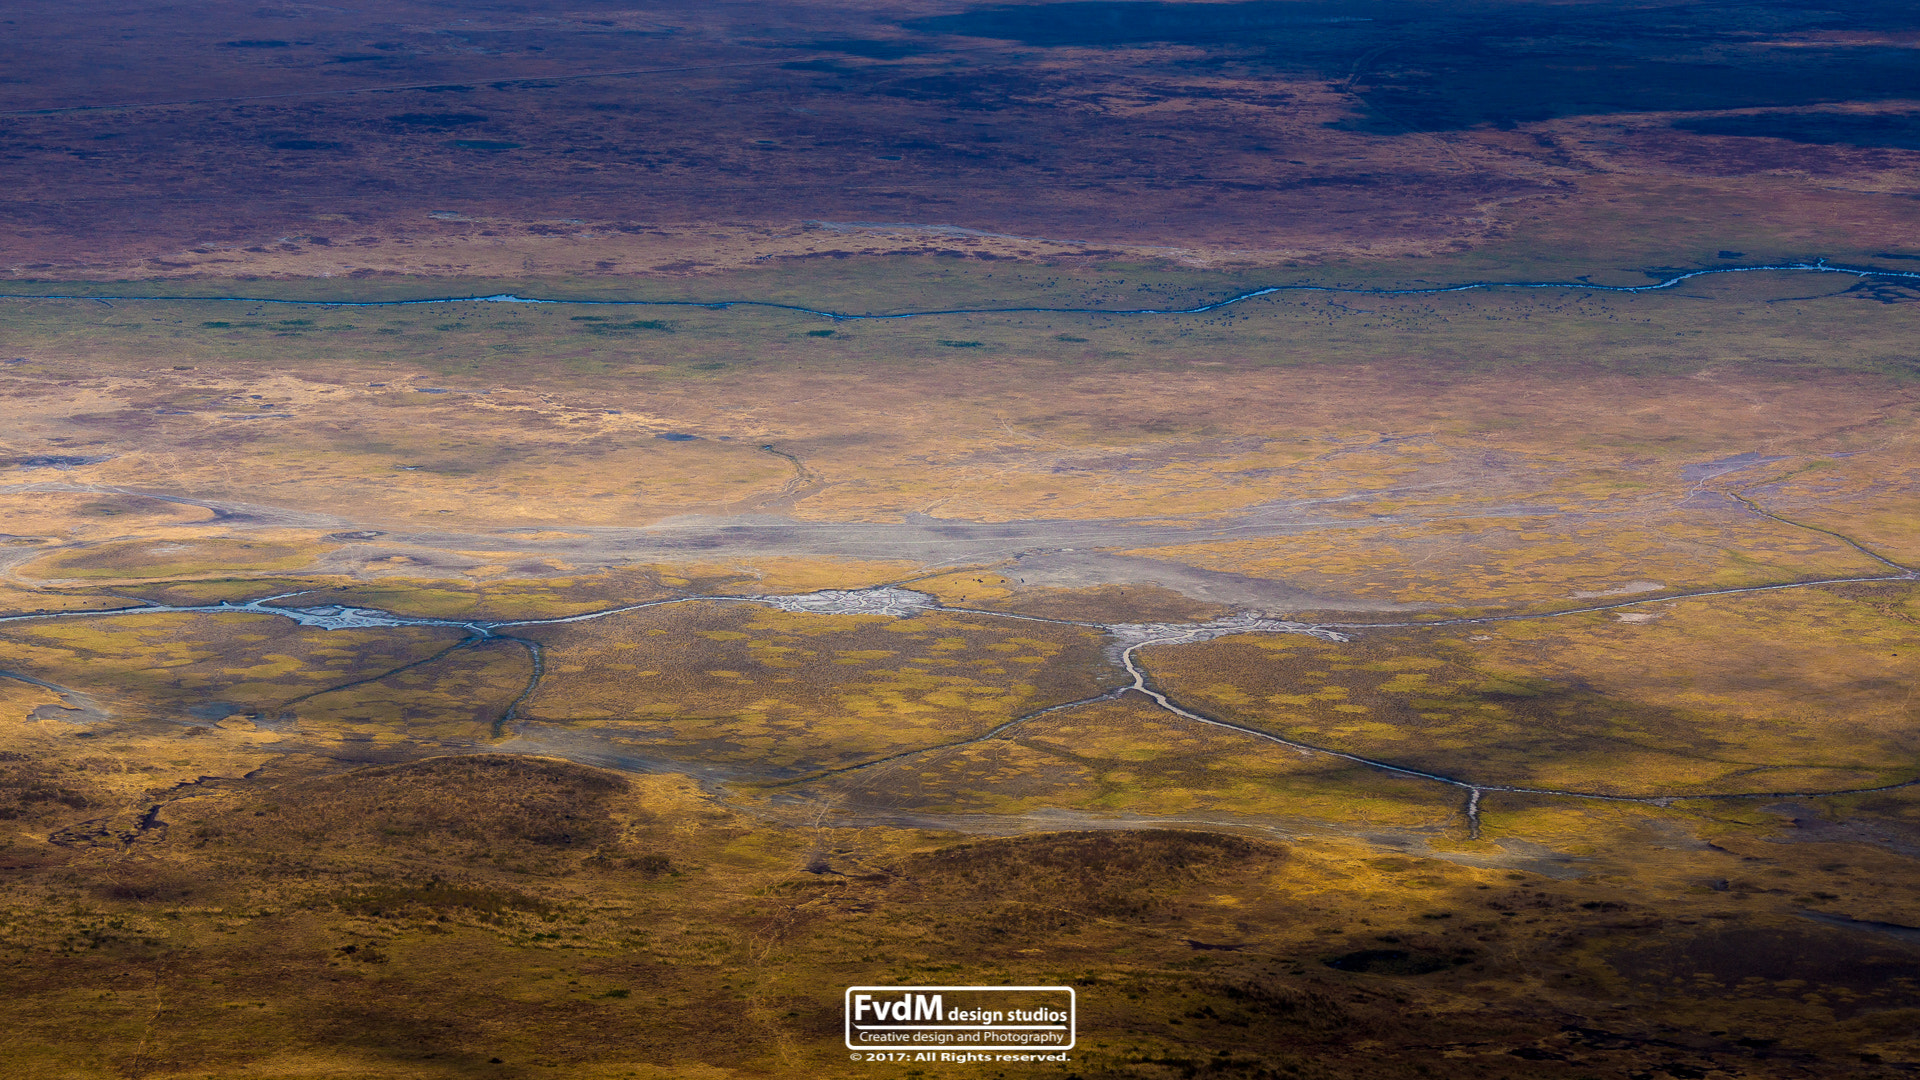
[0,262,1915,1076]
[0,267,1916,551]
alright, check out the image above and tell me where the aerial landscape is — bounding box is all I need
[1,0,1919,1076]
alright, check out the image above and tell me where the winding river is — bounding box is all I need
[2,260,1915,321]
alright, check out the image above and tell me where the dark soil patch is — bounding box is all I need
[387,113,489,129]
[1606,923,1920,1016]
[1676,111,1920,152]
[1322,948,1458,975]
[911,1,1920,131]
[902,829,1283,921]
[199,755,630,866]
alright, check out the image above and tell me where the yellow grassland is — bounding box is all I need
[518,605,1116,771]
[0,269,1915,1075]
[1142,583,1919,796]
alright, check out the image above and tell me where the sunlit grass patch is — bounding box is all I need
[1142,585,1920,797]
[516,603,1114,773]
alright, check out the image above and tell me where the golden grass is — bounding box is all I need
[519,603,1117,772]
[1141,582,1920,796]
[811,695,1461,828]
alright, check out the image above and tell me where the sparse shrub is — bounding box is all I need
[98,871,195,903]
[197,756,630,869]
[627,853,672,877]
[900,831,1284,935]
[334,881,554,920]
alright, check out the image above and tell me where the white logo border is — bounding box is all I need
[844,985,1077,1052]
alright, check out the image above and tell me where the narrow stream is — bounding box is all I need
[0,475,1912,835]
